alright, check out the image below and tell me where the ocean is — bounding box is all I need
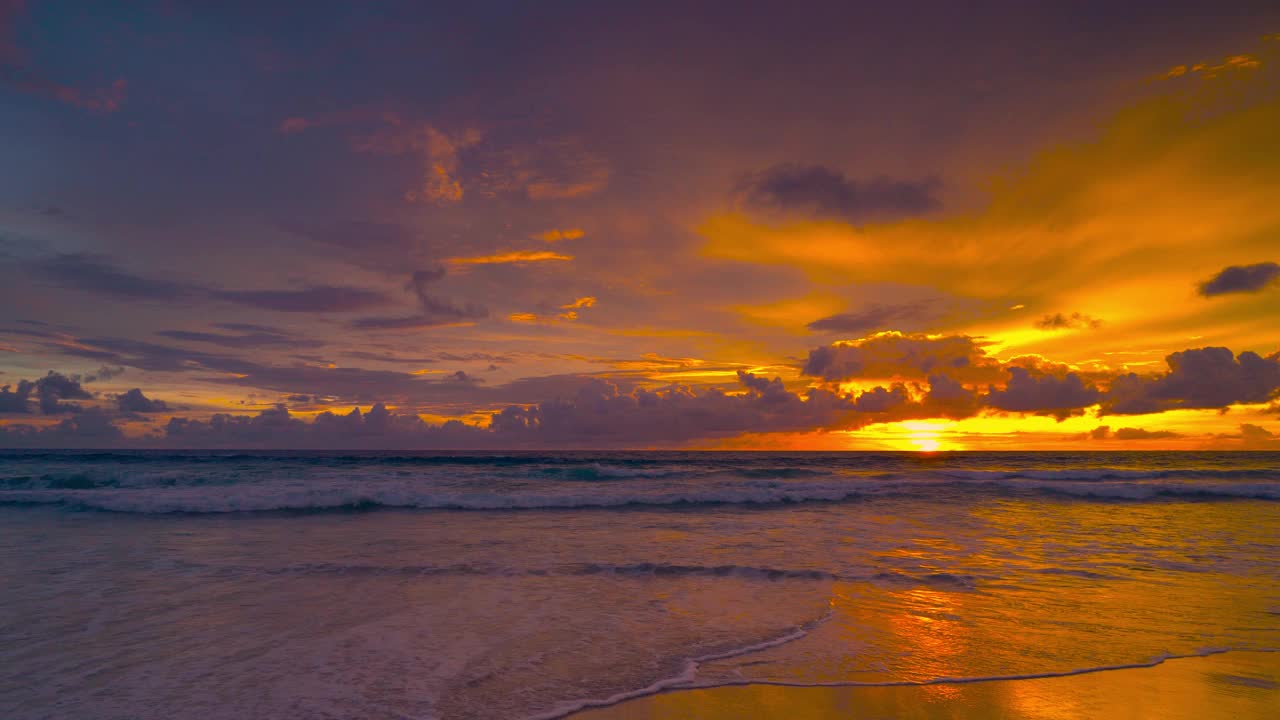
[2,451,1277,719]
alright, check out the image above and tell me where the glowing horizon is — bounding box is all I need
[1,5,1279,450]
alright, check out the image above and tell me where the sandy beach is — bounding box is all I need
[571,650,1279,719]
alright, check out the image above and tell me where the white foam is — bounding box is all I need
[526,647,1279,719]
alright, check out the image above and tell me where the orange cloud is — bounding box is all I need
[1165,53,1262,79]
[533,228,585,242]
[560,296,596,310]
[447,250,573,265]
[353,123,482,205]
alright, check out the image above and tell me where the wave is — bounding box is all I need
[524,608,836,720]
[186,560,982,589]
[1,475,1277,513]
[940,467,1279,482]
[525,647,1278,720]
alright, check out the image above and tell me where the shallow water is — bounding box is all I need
[2,451,1278,718]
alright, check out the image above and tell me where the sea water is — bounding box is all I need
[1,451,1277,718]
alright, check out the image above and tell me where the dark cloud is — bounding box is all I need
[156,328,324,349]
[1102,347,1280,414]
[737,163,940,221]
[116,388,169,413]
[0,381,31,413]
[1238,423,1280,449]
[161,403,487,450]
[1035,312,1103,330]
[0,409,124,448]
[29,253,191,301]
[803,333,1000,383]
[353,268,488,329]
[19,253,395,314]
[985,367,1102,420]
[1087,426,1182,440]
[213,285,393,313]
[489,371,858,445]
[279,219,436,274]
[0,372,92,414]
[85,365,126,382]
[1197,262,1280,297]
[807,301,937,334]
[343,351,439,364]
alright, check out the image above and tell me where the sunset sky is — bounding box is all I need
[2,1,1279,449]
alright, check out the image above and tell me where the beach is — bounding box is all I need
[2,451,1277,719]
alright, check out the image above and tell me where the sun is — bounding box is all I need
[911,436,943,452]
[887,420,961,452]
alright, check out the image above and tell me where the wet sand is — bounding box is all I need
[570,650,1279,719]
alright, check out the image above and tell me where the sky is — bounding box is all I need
[2,0,1280,450]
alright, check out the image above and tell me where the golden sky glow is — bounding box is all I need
[1,12,1279,449]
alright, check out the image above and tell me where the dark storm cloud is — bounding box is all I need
[115,388,168,413]
[1035,312,1103,330]
[1102,347,1280,414]
[985,367,1101,420]
[807,301,937,334]
[737,164,940,221]
[1197,262,1280,297]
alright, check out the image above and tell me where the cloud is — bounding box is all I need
[0,371,91,414]
[0,408,124,447]
[1197,262,1280,296]
[212,285,393,313]
[1103,347,1280,414]
[116,388,168,413]
[160,403,487,450]
[156,328,324,349]
[511,296,598,323]
[807,301,938,334]
[495,136,611,201]
[1165,53,1262,80]
[803,332,1000,383]
[534,228,585,242]
[21,254,394,314]
[1035,312,1103,330]
[354,124,483,205]
[985,367,1102,420]
[352,268,488,330]
[446,250,573,265]
[1087,426,1183,440]
[737,163,940,221]
[85,365,125,382]
[1239,423,1280,449]
[0,2,127,114]
[0,381,30,413]
[489,371,857,446]
[29,253,191,301]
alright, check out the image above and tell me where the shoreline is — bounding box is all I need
[565,649,1279,720]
